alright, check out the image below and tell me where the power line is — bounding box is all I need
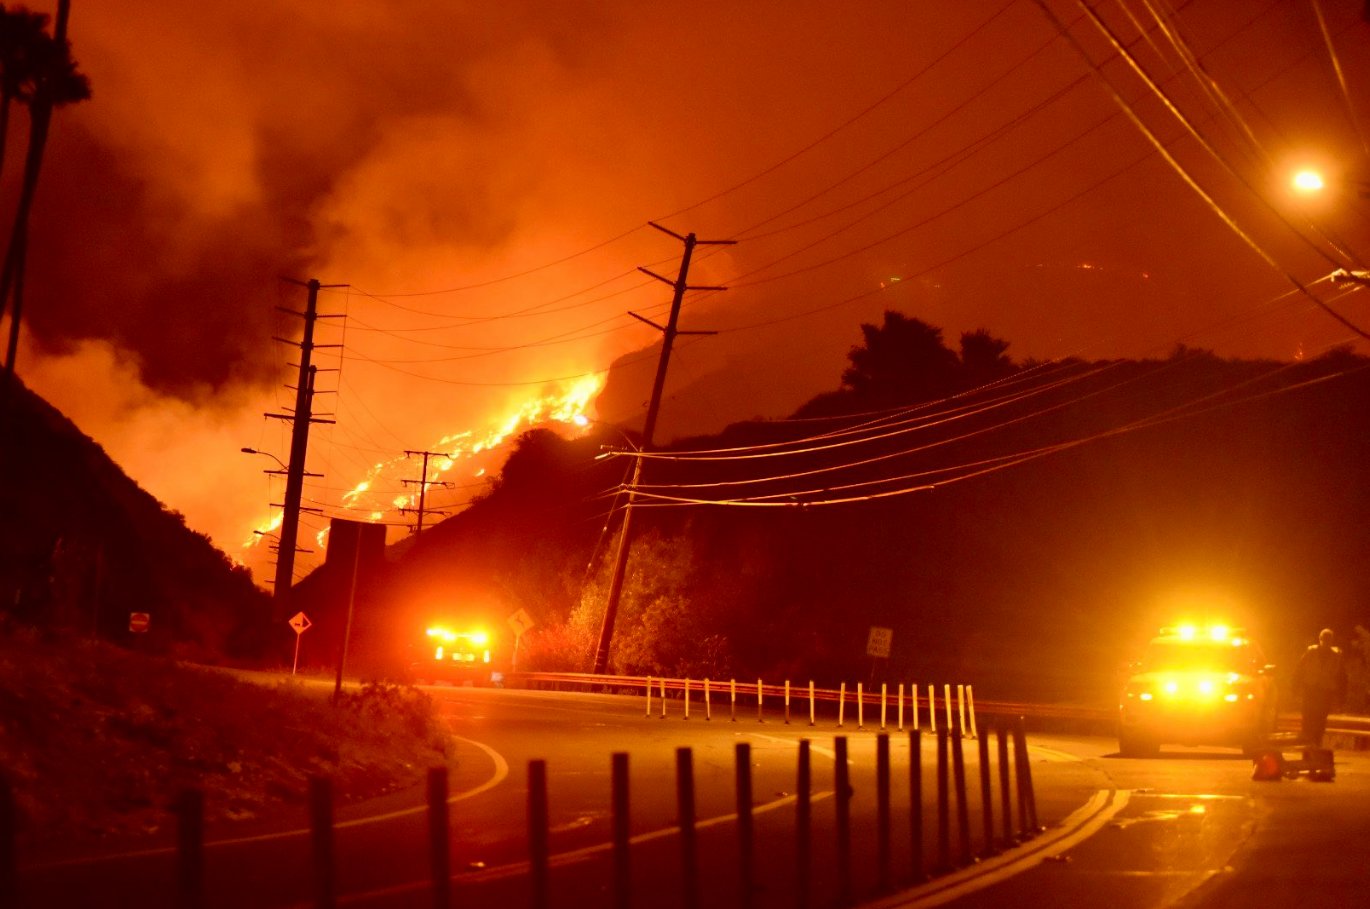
[1034,0,1370,341]
[653,0,1023,224]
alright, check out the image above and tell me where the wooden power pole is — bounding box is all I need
[401,450,455,536]
[267,278,343,605]
[590,223,735,675]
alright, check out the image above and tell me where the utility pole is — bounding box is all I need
[591,223,735,675]
[267,278,343,607]
[400,450,455,536]
[1332,269,1370,288]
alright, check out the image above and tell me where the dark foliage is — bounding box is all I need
[0,377,271,658]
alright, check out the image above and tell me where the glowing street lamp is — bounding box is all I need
[1289,167,1370,199]
[1293,168,1326,193]
[570,414,640,455]
[1292,169,1326,193]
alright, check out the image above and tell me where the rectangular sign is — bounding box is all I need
[866,625,893,659]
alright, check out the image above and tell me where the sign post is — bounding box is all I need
[507,608,535,673]
[289,611,312,676]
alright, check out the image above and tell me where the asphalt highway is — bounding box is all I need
[14,684,1370,909]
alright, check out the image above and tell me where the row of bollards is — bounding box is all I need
[646,678,981,735]
[6,718,1038,909]
[557,717,1036,909]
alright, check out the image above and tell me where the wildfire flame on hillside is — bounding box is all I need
[244,375,603,553]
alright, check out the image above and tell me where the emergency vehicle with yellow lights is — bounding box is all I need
[1118,624,1277,757]
[412,624,495,685]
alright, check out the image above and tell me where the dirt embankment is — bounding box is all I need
[0,627,450,844]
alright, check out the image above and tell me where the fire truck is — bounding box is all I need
[411,624,497,686]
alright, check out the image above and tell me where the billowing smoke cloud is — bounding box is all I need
[7,1,1368,580]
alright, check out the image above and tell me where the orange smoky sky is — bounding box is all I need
[6,0,1369,582]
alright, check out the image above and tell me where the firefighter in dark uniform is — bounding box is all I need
[1293,628,1348,747]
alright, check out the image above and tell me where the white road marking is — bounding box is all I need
[1026,744,1085,762]
[863,789,1133,909]
[749,731,840,761]
[23,734,509,870]
[315,789,839,907]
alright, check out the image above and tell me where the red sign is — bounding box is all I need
[129,612,151,633]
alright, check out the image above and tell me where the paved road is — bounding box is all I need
[14,685,1370,909]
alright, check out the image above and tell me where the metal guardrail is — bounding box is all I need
[503,671,1370,741]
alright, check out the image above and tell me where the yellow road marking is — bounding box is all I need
[864,789,1132,909]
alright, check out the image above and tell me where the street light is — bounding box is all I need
[252,529,312,554]
[570,414,640,456]
[241,446,287,472]
[1292,169,1326,193]
[1289,167,1370,199]
[242,446,321,478]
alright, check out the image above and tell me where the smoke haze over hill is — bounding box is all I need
[5,1,1368,580]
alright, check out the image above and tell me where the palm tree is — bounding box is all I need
[0,0,89,372]
[0,4,50,180]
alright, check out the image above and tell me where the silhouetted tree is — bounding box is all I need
[0,4,48,179]
[841,311,960,405]
[959,328,1015,386]
[1165,342,1220,363]
[1,0,90,377]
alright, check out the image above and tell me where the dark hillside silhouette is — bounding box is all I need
[0,376,270,657]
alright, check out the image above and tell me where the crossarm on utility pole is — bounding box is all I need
[590,227,734,675]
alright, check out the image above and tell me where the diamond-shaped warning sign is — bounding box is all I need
[289,612,312,635]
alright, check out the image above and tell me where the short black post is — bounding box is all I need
[796,740,811,909]
[1015,718,1039,834]
[677,748,699,909]
[0,774,13,909]
[1016,727,1030,839]
[951,720,972,866]
[175,789,204,909]
[835,736,852,904]
[309,776,336,909]
[612,753,631,909]
[909,729,925,883]
[996,724,1014,846]
[736,743,755,908]
[876,734,891,892]
[528,760,550,909]
[428,768,450,909]
[977,727,996,858]
[1012,720,1031,840]
[936,727,950,874]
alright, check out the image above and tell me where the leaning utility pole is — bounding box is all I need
[400,449,455,536]
[267,278,343,605]
[591,223,735,675]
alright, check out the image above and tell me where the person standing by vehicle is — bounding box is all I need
[1293,628,1347,747]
